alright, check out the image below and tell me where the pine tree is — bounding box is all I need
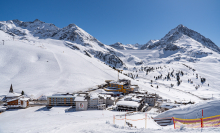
[9,84,13,93]
[21,90,24,95]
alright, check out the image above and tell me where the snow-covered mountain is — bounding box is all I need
[109,42,127,50]
[142,24,220,53]
[137,24,220,64]
[109,42,143,50]
[0,19,124,68]
[140,40,159,50]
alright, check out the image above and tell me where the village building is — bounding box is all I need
[104,79,136,94]
[116,101,142,111]
[130,85,139,92]
[99,91,122,97]
[105,96,116,106]
[5,92,21,101]
[97,104,106,110]
[75,96,88,111]
[145,94,160,106]
[47,93,75,107]
[87,94,116,110]
[116,93,146,112]
[88,95,105,109]
[7,96,29,109]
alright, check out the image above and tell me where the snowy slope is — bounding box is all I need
[117,25,220,100]
[0,30,125,97]
[155,100,220,119]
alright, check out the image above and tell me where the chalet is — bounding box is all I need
[7,96,29,109]
[5,92,21,101]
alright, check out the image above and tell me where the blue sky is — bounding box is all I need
[1,0,220,46]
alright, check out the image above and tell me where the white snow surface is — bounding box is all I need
[156,99,220,119]
[116,100,140,107]
[0,30,123,98]
[1,106,220,133]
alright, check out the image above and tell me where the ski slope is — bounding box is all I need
[0,30,121,98]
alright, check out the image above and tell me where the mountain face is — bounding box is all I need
[109,42,143,50]
[0,19,124,68]
[140,40,159,50]
[138,24,220,64]
[142,24,220,53]
[109,42,127,50]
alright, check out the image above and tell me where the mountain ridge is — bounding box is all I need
[141,24,220,53]
[0,19,125,68]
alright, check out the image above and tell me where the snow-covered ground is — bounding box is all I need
[0,30,124,98]
[119,47,220,100]
[1,105,220,133]
[156,99,220,119]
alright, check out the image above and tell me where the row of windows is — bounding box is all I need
[50,100,73,102]
[49,98,74,100]
[49,102,75,104]
[49,102,74,103]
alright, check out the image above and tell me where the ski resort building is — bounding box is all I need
[145,94,159,106]
[104,79,135,94]
[116,93,146,111]
[87,94,116,110]
[88,95,105,109]
[99,91,122,97]
[130,85,139,92]
[7,96,29,109]
[97,104,106,110]
[47,93,75,107]
[116,101,142,111]
[75,96,88,111]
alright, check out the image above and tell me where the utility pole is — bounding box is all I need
[116,69,123,81]
[2,40,4,45]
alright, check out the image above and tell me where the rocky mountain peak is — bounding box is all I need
[157,24,220,53]
[64,23,77,29]
[33,19,44,23]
